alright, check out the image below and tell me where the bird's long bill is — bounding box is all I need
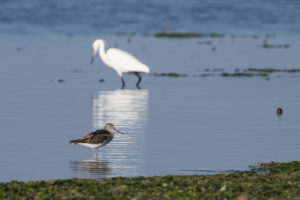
[90,48,97,65]
[114,128,124,134]
[90,56,95,64]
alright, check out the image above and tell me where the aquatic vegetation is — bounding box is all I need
[230,34,260,39]
[72,69,88,73]
[221,72,269,77]
[197,41,212,45]
[153,73,188,77]
[248,68,300,73]
[249,161,299,174]
[212,68,224,72]
[153,68,300,79]
[0,161,299,200]
[155,32,224,38]
[199,73,214,77]
[262,34,290,49]
[262,44,290,49]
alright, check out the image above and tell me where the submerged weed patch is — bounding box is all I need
[248,68,300,73]
[153,72,188,77]
[262,44,290,49]
[220,72,269,77]
[0,161,299,200]
[153,67,300,80]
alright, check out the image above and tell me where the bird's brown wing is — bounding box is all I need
[70,130,113,144]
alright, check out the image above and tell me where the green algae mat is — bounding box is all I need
[1,161,299,200]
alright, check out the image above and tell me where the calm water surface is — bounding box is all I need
[0,34,299,182]
[1,0,300,34]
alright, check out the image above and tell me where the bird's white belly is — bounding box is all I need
[77,143,105,149]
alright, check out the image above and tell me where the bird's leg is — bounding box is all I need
[95,148,99,158]
[121,77,126,89]
[134,72,142,89]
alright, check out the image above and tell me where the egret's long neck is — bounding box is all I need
[98,44,110,66]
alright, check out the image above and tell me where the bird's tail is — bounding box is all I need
[69,139,80,144]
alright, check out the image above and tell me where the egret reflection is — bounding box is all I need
[92,89,149,130]
[91,89,149,177]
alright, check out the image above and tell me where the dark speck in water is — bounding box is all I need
[58,79,64,83]
[99,79,105,82]
[277,108,283,116]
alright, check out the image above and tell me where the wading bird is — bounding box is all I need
[91,38,150,89]
[70,123,124,157]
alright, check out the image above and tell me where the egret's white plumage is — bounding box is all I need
[91,38,150,89]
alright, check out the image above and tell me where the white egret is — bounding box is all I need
[91,38,150,89]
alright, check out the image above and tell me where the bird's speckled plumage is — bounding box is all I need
[70,129,113,145]
[70,123,124,157]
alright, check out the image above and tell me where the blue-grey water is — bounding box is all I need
[0,34,299,182]
[1,0,300,34]
[0,0,300,182]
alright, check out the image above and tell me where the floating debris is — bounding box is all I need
[153,73,188,77]
[99,79,105,82]
[57,79,64,82]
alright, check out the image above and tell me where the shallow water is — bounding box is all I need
[0,34,299,182]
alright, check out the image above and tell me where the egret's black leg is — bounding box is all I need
[121,77,126,89]
[134,72,142,89]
